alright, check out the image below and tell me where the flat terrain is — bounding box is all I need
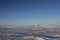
[0,26,60,40]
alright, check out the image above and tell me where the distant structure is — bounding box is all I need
[37,24,40,27]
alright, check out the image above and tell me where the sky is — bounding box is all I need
[0,0,60,26]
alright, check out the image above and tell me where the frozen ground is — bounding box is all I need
[0,26,60,40]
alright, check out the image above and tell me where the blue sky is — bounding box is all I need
[0,0,60,26]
